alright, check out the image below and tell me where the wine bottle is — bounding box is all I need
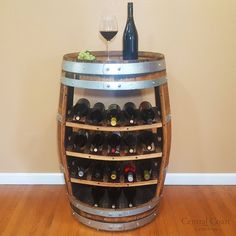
[77,159,90,179]
[90,132,105,153]
[91,187,105,207]
[107,104,121,127]
[123,102,137,125]
[89,102,105,125]
[139,161,152,181]
[123,132,137,154]
[107,162,120,181]
[108,188,121,209]
[108,132,121,155]
[68,158,79,178]
[139,130,155,151]
[72,130,88,151]
[123,2,138,60]
[139,101,155,124]
[123,187,136,208]
[124,163,136,182]
[73,98,90,121]
[92,162,104,181]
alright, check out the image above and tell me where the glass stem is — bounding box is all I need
[107,41,110,60]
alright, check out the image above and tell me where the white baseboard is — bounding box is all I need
[0,173,235,185]
[165,173,236,185]
[0,173,65,185]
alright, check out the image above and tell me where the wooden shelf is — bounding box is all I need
[66,150,162,161]
[65,121,162,132]
[70,178,158,187]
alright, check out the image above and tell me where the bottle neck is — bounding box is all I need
[128,3,133,19]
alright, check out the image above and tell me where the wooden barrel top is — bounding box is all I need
[63,51,164,63]
[62,51,166,76]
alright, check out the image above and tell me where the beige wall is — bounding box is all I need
[0,0,236,173]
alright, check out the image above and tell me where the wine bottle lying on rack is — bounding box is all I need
[88,102,105,125]
[77,159,90,179]
[139,130,155,152]
[107,162,120,182]
[124,162,136,182]
[92,162,104,181]
[90,132,105,153]
[107,104,121,127]
[108,188,121,209]
[139,101,155,124]
[72,130,88,152]
[72,98,90,121]
[91,187,105,207]
[123,102,137,125]
[139,160,152,181]
[67,158,90,179]
[107,132,121,155]
[68,158,79,178]
[123,132,137,154]
[123,187,136,208]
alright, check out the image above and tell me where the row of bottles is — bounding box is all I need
[72,184,156,209]
[68,99,160,126]
[68,158,160,182]
[92,187,136,208]
[67,130,162,155]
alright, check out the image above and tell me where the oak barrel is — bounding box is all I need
[57,51,171,231]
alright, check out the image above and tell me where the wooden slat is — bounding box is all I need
[66,150,162,161]
[156,83,171,197]
[66,121,162,132]
[70,178,158,187]
[57,84,72,195]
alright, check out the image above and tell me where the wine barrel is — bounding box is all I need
[57,51,171,231]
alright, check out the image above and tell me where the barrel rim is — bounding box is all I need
[69,195,160,218]
[62,51,166,76]
[63,51,165,63]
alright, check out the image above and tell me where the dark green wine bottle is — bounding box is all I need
[123,2,138,60]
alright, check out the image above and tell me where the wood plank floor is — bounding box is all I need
[0,186,235,236]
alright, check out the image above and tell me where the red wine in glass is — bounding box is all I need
[100,31,118,41]
[99,16,118,60]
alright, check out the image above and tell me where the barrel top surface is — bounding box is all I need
[62,51,166,77]
[63,51,164,64]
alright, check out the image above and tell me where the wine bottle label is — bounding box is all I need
[129,148,134,154]
[144,170,151,180]
[94,203,98,207]
[147,145,152,151]
[111,117,117,126]
[111,171,117,180]
[93,147,98,152]
[127,173,134,182]
[129,119,134,124]
[128,203,133,208]
[75,115,80,121]
[111,148,116,154]
[78,170,84,178]
[112,204,116,209]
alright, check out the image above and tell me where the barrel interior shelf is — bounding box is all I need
[66,149,162,161]
[57,51,171,231]
[70,178,158,188]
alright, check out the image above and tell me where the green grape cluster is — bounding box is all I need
[78,51,96,61]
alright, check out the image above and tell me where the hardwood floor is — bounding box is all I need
[0,186,235,236]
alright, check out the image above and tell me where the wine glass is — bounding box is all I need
[99,15,118,60]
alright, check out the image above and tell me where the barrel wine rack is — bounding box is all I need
[57,51,171,231]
